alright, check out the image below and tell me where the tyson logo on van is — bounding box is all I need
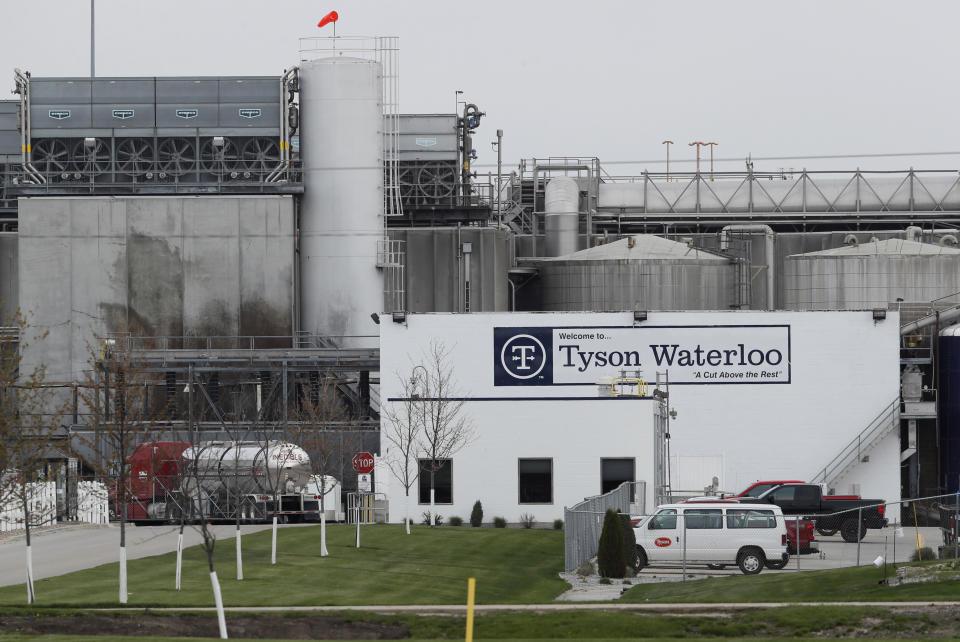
[654,537,672,547]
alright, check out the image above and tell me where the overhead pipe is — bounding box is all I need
[900,305,960,335]
[14,69,44,185]
[720,224,775,310]
[266,66,298,183]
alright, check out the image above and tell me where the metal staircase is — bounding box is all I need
[809,397,900,492]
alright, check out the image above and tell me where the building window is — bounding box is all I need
[518,458,553,504]
[418,459,452,504]
[601,458,635,495]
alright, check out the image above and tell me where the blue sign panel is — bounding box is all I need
[112,109,135,120]
[48,110,71,120]
[176,109,198,119]
[238,108,262,119]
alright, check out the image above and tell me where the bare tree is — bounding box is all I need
[0,311,61,604]
[74,335,160,604]
[412,341,474,528]
[291,373,358,555]
[382,371,423,534]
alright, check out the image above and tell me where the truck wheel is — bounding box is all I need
[765,557,788,570]
[840,518,866,542]
[737,547,765,575]
[816,525,838,537]
[635,546,648,571]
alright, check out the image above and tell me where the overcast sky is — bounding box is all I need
[2,1,958,173]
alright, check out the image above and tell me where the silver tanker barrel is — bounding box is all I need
[180,441,312,497]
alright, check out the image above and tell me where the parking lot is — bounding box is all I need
[632,525,945,582]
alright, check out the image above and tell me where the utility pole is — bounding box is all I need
[706,142,718,181]
[688,141,706,174]
[90,0,95,77]
[661,140,674,181]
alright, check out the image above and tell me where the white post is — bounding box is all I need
[430,487,436,527]
[271,516,278,565]
[209,570,228,639]
[405,492,411,535]
[26,544,35,604]
[175,533,183,590]
[320,513,329,557]
[235,528,243,580]
[355,505,361,548]
[119,546,127,604]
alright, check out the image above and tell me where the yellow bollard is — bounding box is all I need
[465,577,476,642]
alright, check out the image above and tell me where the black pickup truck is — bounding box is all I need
[742,483,888,542]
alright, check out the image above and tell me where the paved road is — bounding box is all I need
[0,523,274,587]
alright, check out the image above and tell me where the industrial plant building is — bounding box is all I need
[0,36,956,524]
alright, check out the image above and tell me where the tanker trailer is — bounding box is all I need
[122,440,335,524]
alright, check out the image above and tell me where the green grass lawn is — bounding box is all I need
[622,560,960,603]
[0,524,566,607]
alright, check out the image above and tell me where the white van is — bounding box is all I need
[633,502,788,574]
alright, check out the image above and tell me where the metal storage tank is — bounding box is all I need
[389,227,511,312]
[939,325,960,492]
[783,239,960,310]
[537,235,737,311]
[298,57,383,347]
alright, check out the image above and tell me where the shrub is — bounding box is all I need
[910,546,937,561]
[597,508,626,578]
[553,519,564,530]
[493,516,507,528]
[519,513,536,529]
[598,577,612,585]
[575,560,594,577]
[448,516,463,527]
[470,500,484,527]
[421,511,443,526]
[939,545,960,559]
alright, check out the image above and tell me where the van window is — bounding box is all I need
[726,508,777,529]
[683,508,723,529]
[649,509,676,530]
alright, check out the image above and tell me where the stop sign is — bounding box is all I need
[352,451,375,474]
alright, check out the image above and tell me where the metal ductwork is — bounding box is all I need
[544,176,580,257]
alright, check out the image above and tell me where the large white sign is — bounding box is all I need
[494,324,790,386]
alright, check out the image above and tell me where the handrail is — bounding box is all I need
[810,397,900,487]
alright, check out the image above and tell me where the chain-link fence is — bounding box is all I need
[563,481,646,572]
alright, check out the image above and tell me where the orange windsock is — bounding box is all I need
[318,11,339,28]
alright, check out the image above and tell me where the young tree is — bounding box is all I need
[382,370,424,534]
[75,335,160,604]
[412,341,474,528]
[0,311,61,604]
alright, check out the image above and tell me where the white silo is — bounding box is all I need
[299,56,383,347]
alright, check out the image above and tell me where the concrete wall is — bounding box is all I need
[379,310,901,522]
[0,232,16,318]
[18,195,294,381]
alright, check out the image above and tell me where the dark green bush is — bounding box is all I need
[493,516,507,528]
[597,508,626,578]
[553,519,564,530]
[448,516,463,526]
[470,500,484,527]
[910,546,937,561]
